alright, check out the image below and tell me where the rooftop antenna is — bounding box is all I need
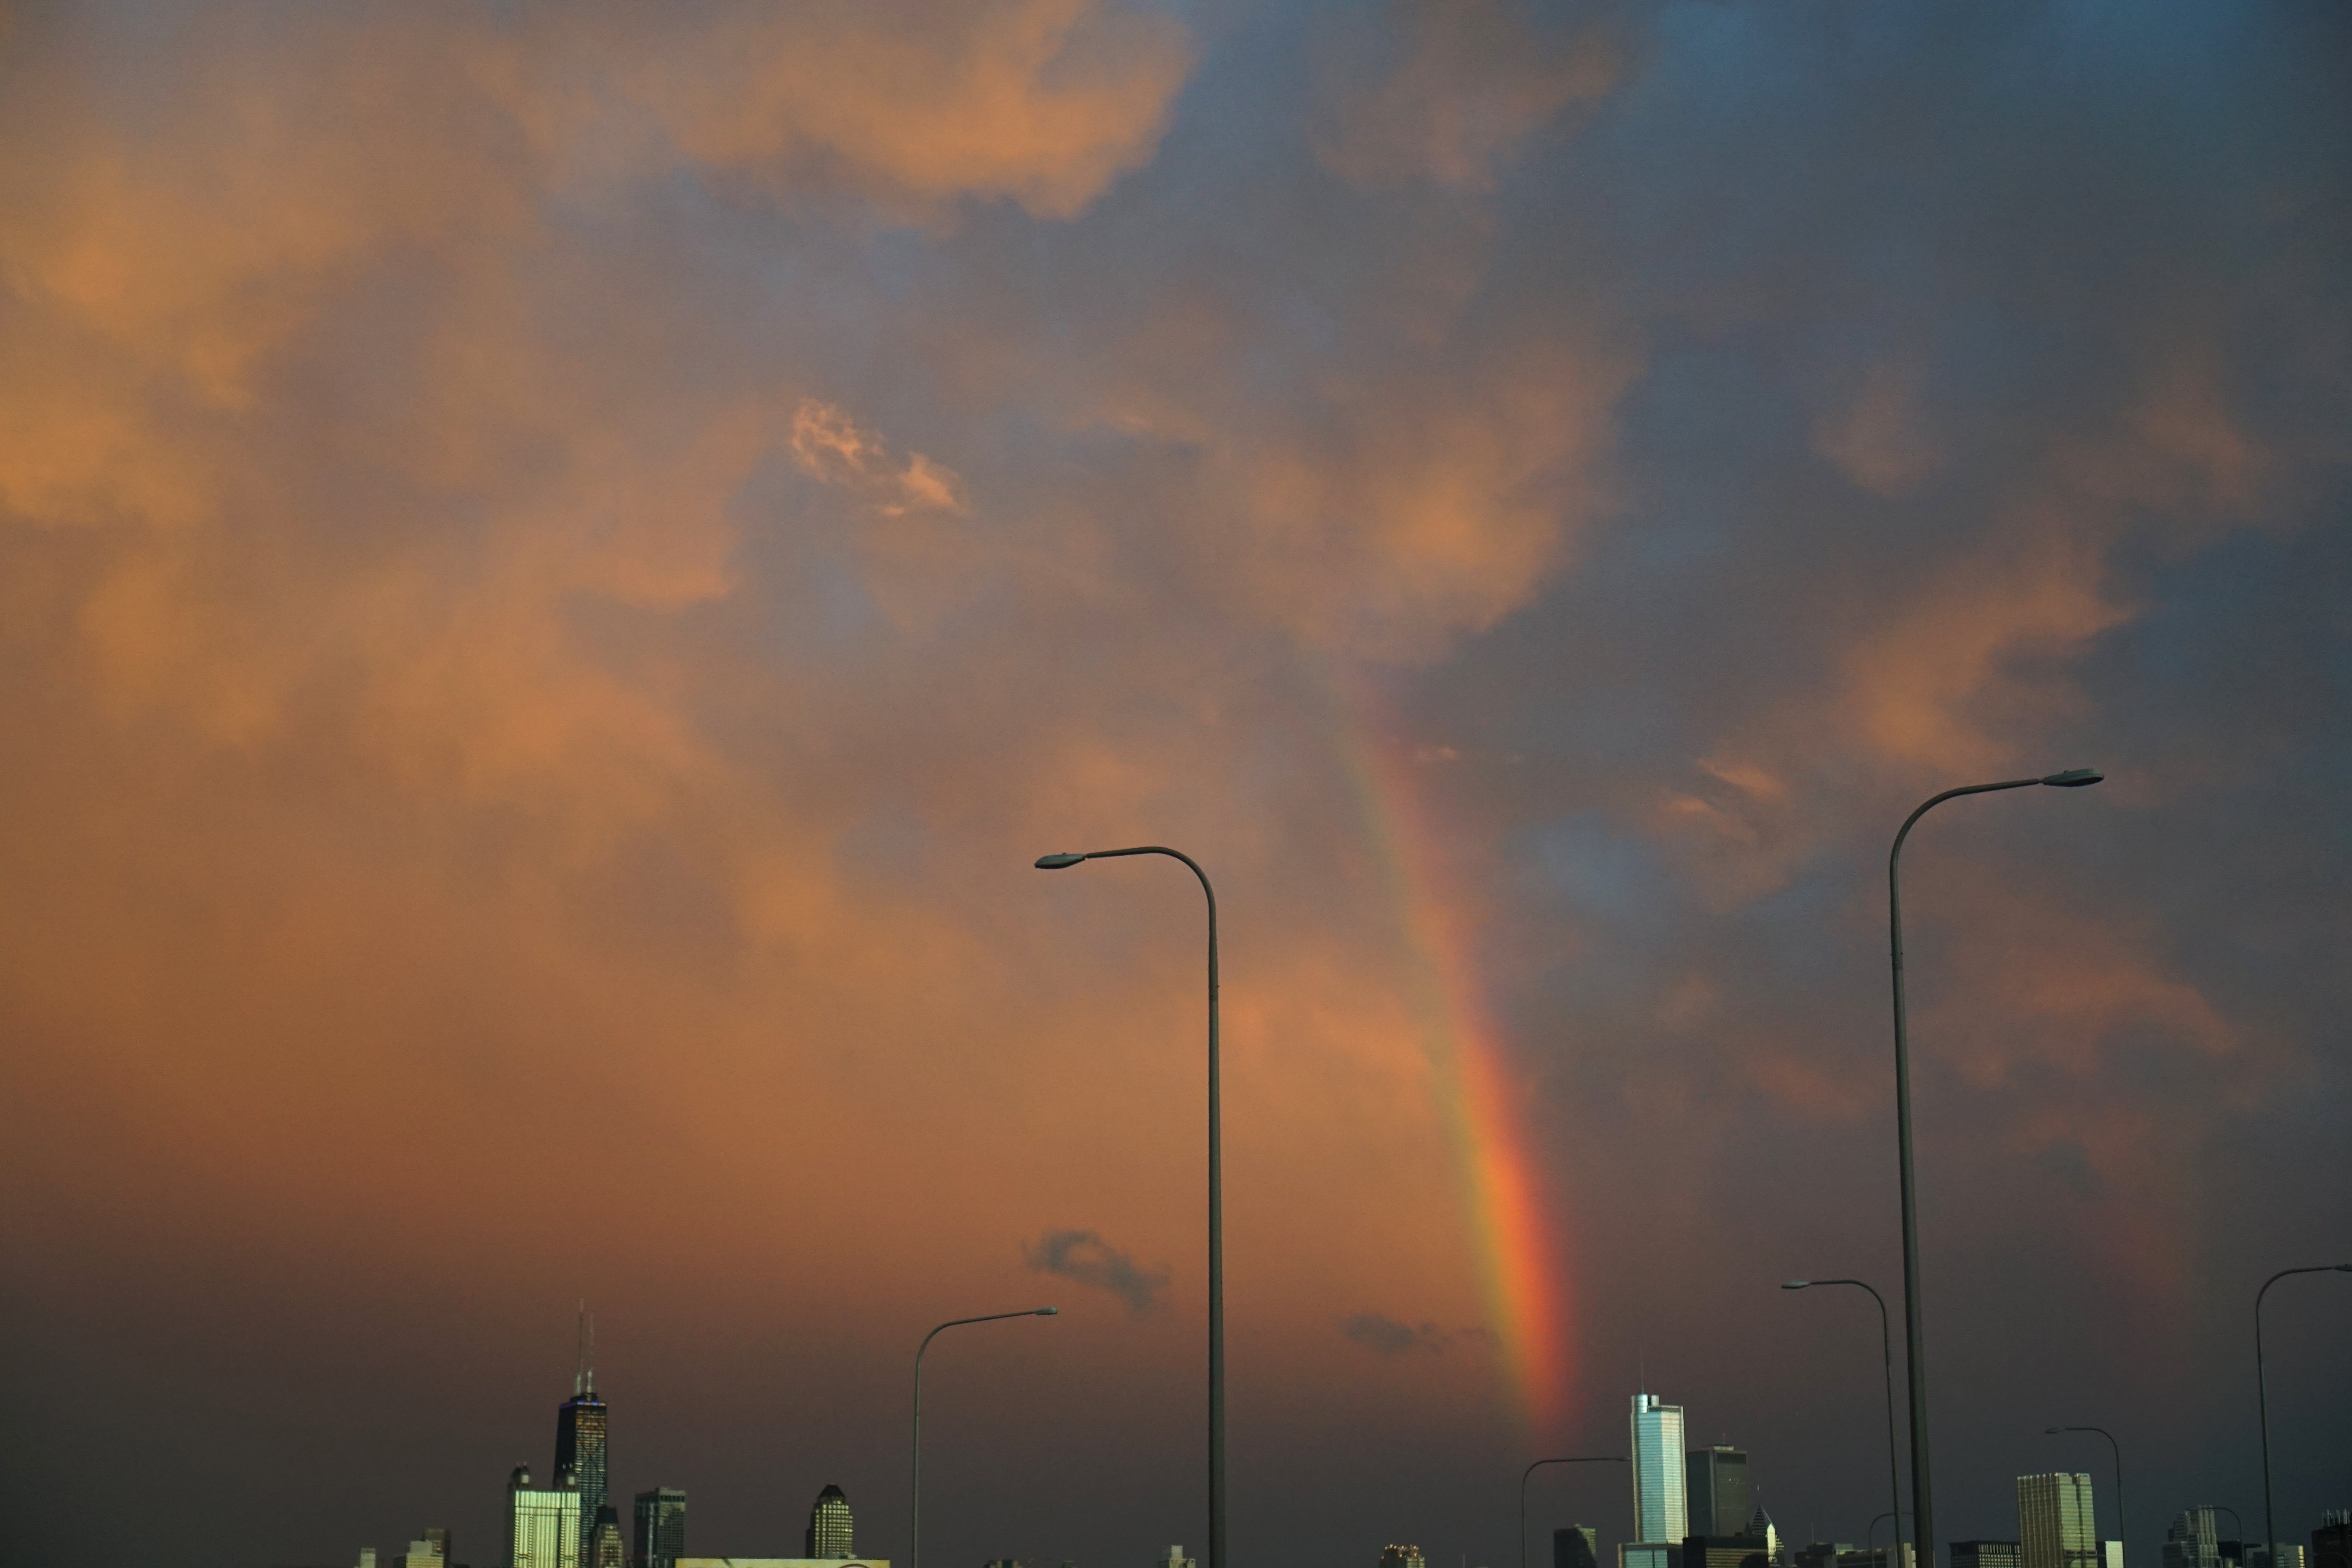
[574,1299,594,1397]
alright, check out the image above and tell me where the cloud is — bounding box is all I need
[1022,1229,1171,1313]
[1341,1312,1469,1356]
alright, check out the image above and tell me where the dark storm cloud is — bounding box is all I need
[1342,1313,1492,1356]
[1022,1229,1172,1314]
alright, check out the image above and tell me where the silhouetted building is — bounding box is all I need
[636,1488,688,1568]
[2308,1512,2350,1568]
[1689,1451,1751,1537]
[807,1486,853,1557]
[2167,1512,2221,1568]
[556,1383,609,1542]
[511,1464,583,1568]
[1559,1527,1602,1568]
[1837,1549,1914,1568]
[1682,1533,1770,1568]
[1795,1542,1852,1568]
[2020,1475,2100,1568]
[1382,1548,1426,1568]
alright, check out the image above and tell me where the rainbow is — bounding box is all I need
[1334,669,1576,1434]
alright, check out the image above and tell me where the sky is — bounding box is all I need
[1,2,2348,1567]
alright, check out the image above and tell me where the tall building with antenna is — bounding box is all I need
[555,1307,610,1543]
[1623,1392,1689,1568]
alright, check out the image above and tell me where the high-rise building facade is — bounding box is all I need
[1956,1545,2023,1568]
[807,1484,854,1557]
[635,1488,688,1568]
[556,1384,609,1541]
[2020,1474,2100,1568]
[2166,1512,2221,1568]
[1689,1449,1751,1537]
[1382,1547,1427,1568]
[1559,1527,1602,1568]
[2314,1510,2351,1568]
[1158,1546,1196,1568]
[512,1464,584,1568]
[586,1505,626,1568]
[1624,1392,1689,1568]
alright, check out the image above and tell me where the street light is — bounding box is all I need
[1887,768,2102,1568]
[1784,1280,1904,1564]
[2256,1265,2352,1568]
[2045,1427,2124,1564]
[911,1307,1058,1568]
[1034,845,1224,1568]
[1520,1456,1627,1568]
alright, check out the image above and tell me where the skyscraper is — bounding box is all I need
[2165,1511,2221,1568]
[556,1314,610,1545]
[1689,1450,1751,1537]
[807,1484,854,1557]
[1382,1548,1427,1568]
[1624,1392,1689,1568]
[1559,1527,1602,1568]
[1954,1542,2023,1568]
[586,1505,626,1568]
[2018,1474,2099,1568]
[635,1488,687,1568]
[511,1464,583,1568]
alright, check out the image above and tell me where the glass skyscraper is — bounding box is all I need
[633,1487,687,1568]
[2019,1473,2100,1568]
[555,1380,609,1542]
[1689,1448,1751,1537]
[1631,1394,1690,1552]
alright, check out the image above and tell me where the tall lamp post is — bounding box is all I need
[2045,1427,2124,1564]
[1785,1280,1904,1565]
[2256,1264,2352,1568]
[1520,1456,1627,1568]
[1035,845,1223,1568]
[911,1307,1058,1568]
[1887,767,2102,1568]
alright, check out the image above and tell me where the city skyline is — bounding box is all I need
[2,2,2348,1567]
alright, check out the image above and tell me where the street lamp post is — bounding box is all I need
[1887,767,2101,1568]
[1520,1456,1627,1568]
[2045,1427,2124,1564]
[1035,845,1223,1568]
[2256,1264,2352,1568]
[911,1307,1058,1568]
[1785,1280,1904,1565]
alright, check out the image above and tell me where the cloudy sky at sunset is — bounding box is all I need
[2,3,2347,1567]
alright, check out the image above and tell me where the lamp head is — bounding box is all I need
[1781,1280,1809,1290]
[1034,853,1087,869]
[1037,1306,1060,1316]
[2336,1264,2352,1272]
[2041,768,2103,788]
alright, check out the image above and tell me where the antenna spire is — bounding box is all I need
[574,1299,590,1397]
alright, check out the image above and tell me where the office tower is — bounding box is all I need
[1158,1547,1196,1568]
[2106,1546,2123,1568]
[1749,1510,1782,1566]
[1560,1528,1602,1568]
[557,1315,610,1544]
[1382,1549,1427,1568]
[1795,1544,1853,1568]
[512,1463,584,1568]
[585,1505,625,1568]
[2167,1511,2222,1568]
[1955,1544,2024,1568]
[2315,1512,2351,1568]
[1689,1450,1751,1537]
[360,1551,379,1568]
[635,1488,688,1568]
[423,1529,451,1558]
[807,1484,854,1557]
[1620,1393,1689,1568]
[2020,1474,2100,1568]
